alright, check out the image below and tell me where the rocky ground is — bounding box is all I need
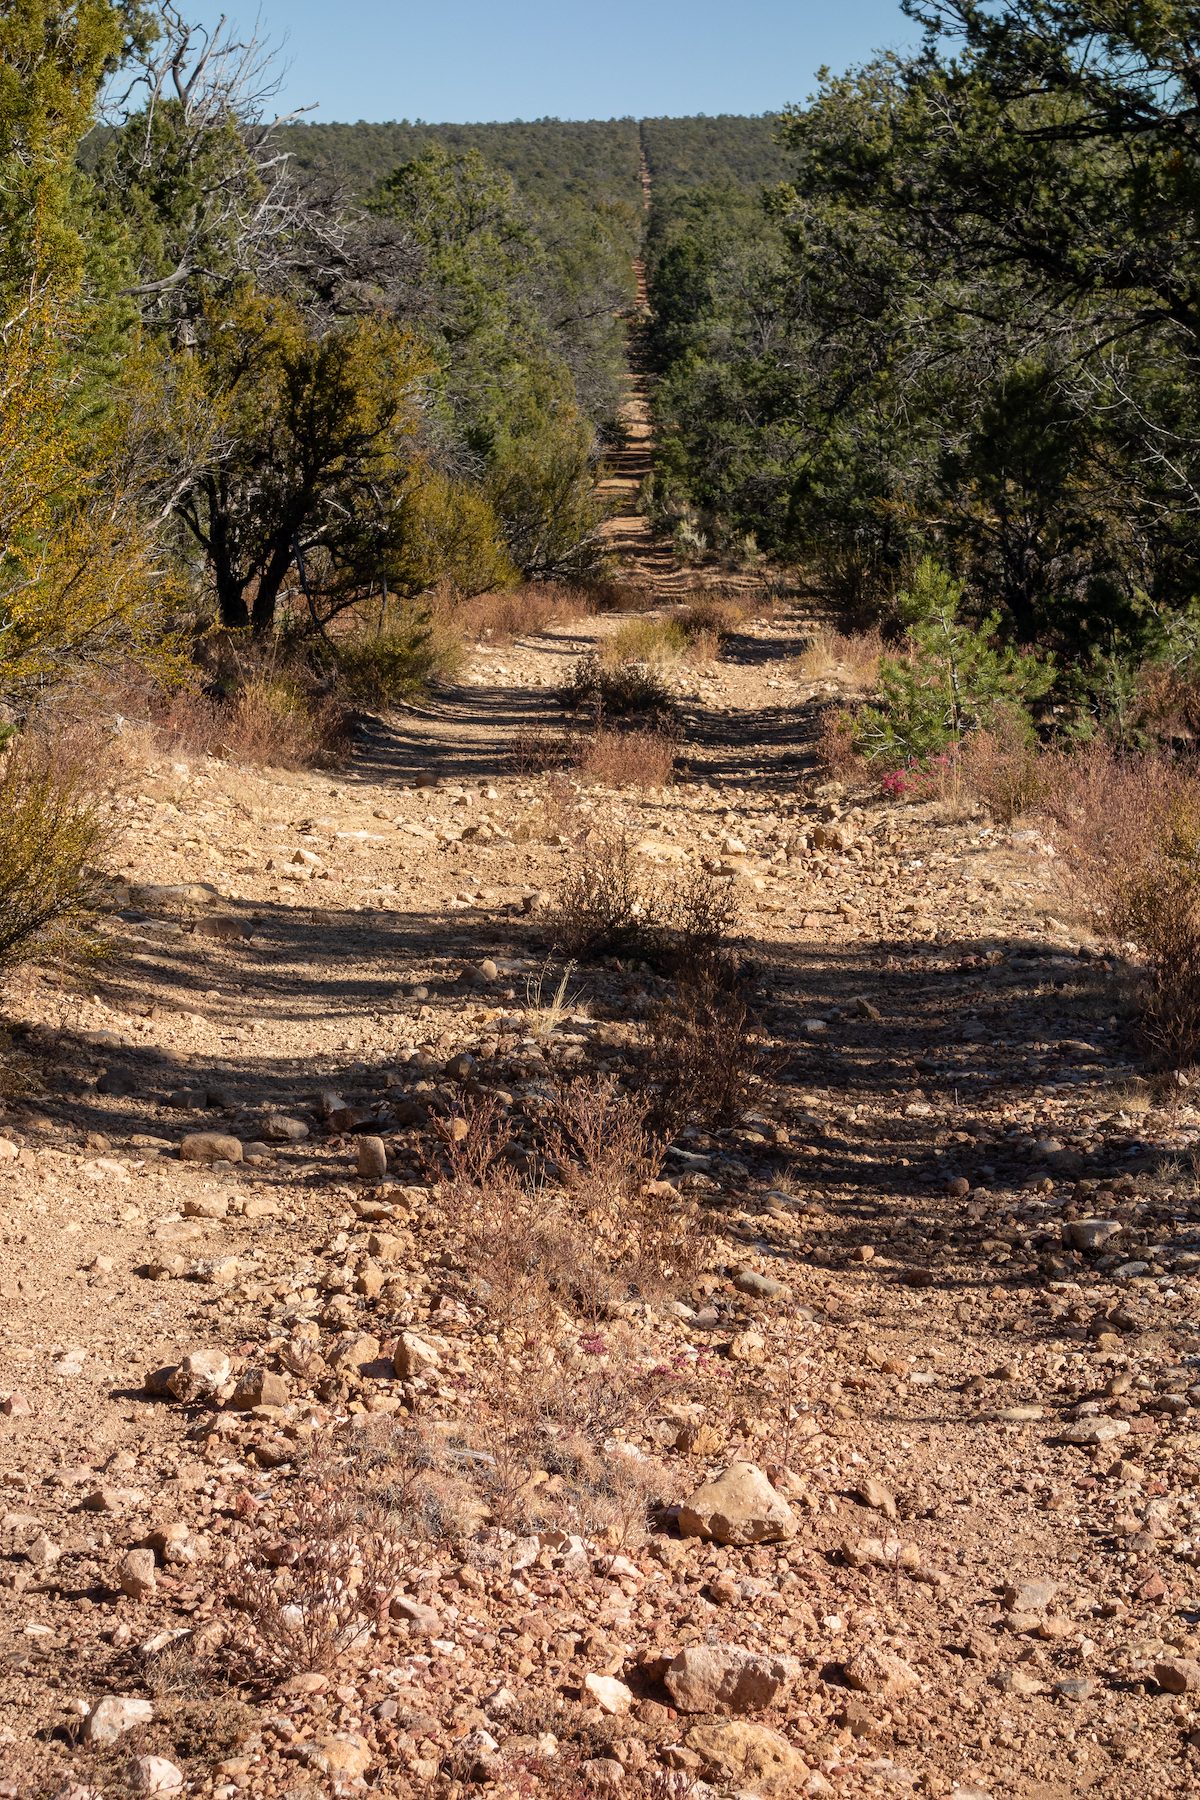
[6,476,1200,1799]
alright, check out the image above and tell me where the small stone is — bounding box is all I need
[296,1733,372,1778]
[262,1114,310,1142]
[356,1136,388,1180]
[117,1549,157,1600]
[82,1696,155,1746]
[394,1331,439,1378]
[1155,1657,1200,1694]
[842,1644,919,1699]
[390,1595,440,1634]
[182,1193,228,1220]
[664,1645,792,1714]
[179,1132,242,1166]
[165,1350,230,1402]
[583,1673,633,1715]
[1004,1577,1056,1614]
[1052,1677,1094,1702]
[855,1476,897,1519]
[683,1720,806,1793]
[1065,1219,1122,1252]
[678,1462,797,1545]
[131,1758,183,1795]
[581,1759,625,1793]
[732,1268,789,1299]
[328,1332,381,1372]
[1057,1418,1130,1446]
[229,1367,289,1411]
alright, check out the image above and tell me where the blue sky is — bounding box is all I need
[185,0,921,124]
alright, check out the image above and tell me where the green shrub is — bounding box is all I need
[0,739,107,970]
[855,558,1054,767]
[326,611,464,707]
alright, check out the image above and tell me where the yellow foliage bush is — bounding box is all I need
[0,735,107,970]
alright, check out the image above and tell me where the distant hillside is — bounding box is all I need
[277,114,788,206]
[641,115,789,191]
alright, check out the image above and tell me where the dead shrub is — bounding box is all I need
[1048,744,1200,1068]
[639,969,772,1134]
[560,653,675,722]
[553,829,652,958]
[459,582,582,643]
[228,1465,404,1678]
[553,836,740,973]
[0,734,108,972]
[814,704,864,779]
[509,722,572,776]
[960,707,1052,824]
[576,726,676,788]
[602,617,690,667]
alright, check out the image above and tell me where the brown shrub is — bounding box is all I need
[639,969,772,1134]
[1047,745,1200,1068]
[960,708,1052,824]
[814,704,864,779]
[459,582,586,644]
[576,726,676,789]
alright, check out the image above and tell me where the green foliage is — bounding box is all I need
[0,737,107,970]
[854,559,1054,765]
[321,610,464,707]
[0,0,125,309]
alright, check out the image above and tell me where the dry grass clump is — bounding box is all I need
[459,582,585,643]
[0,734,109,972]
[1047,744,1200,1068]
[677,595,745,639]
[602,616,691,667]
[794,624,883,692]
[576,725,676,788]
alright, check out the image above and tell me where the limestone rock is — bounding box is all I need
[117,1548,157,1600]
[678,1462,797,1545]
[82,1696,154,1745]
[297,1733,373,1777]
[583,1672,633,1715]
[843,1644,919,1699]
[683,1720,806,1793]
[394,1331,440,1378]
[165,1350,230,1402]
[664,1644,792,1714]
[131,1758,183,1795]
[179,1132,242,1165]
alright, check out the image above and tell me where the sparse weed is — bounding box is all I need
[228,1466,404,1678]
[576,725,676,788]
